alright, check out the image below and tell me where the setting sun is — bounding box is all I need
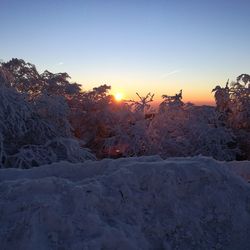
[114,92,123,102]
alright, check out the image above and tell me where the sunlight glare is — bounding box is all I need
[114,92,123,101]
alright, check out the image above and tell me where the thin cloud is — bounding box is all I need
[160,69,180,79]
[58,62,64,66]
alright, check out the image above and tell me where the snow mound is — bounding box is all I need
[226,160,250,183]
[0,156,250,250]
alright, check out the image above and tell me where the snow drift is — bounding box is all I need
[0,156,250,250]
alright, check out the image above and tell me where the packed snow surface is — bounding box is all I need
[0,156,250,250]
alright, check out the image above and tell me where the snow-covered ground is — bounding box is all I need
[0,156,250,250]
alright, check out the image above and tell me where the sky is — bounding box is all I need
[1,0,250,105]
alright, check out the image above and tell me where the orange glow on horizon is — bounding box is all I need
[76,78,215,106]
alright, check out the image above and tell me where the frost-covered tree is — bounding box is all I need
[1,58,81,99]
[159,90,184,113]
[102,111,150,157]
[1,58,246,164]
[127,92,154,115]
[1,58,42,97]
[0,84,94,168]
[228,75,250,130]
[0,60,95,168]
[69,85,113,146]
[99,92,155,158]
[151,96,239,160]
[0,58,82,138]
[212,82,230,113]
[101,89,238,160]
[40,70,81,97]
[213,75,250,159]
[212,76,250,130]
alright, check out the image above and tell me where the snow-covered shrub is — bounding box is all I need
[69,85,118,154]
[228,75,250,130]
[212,75,250,159]
[68,86,153,158]
[45,138,95,162]
[0,85,94,168]
[88,88,239,160]
[8,138,95,169]
[1,58,81,139]
[0,63,95,168]
[213,76,250,130]
[0,67,13,87]
[34,94,72,137]
[103,118,151,157]
[0,84,34,167]
[1,58,246,163]
[148,104,239,160]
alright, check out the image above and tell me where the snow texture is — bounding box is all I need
[0,156,250,250]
